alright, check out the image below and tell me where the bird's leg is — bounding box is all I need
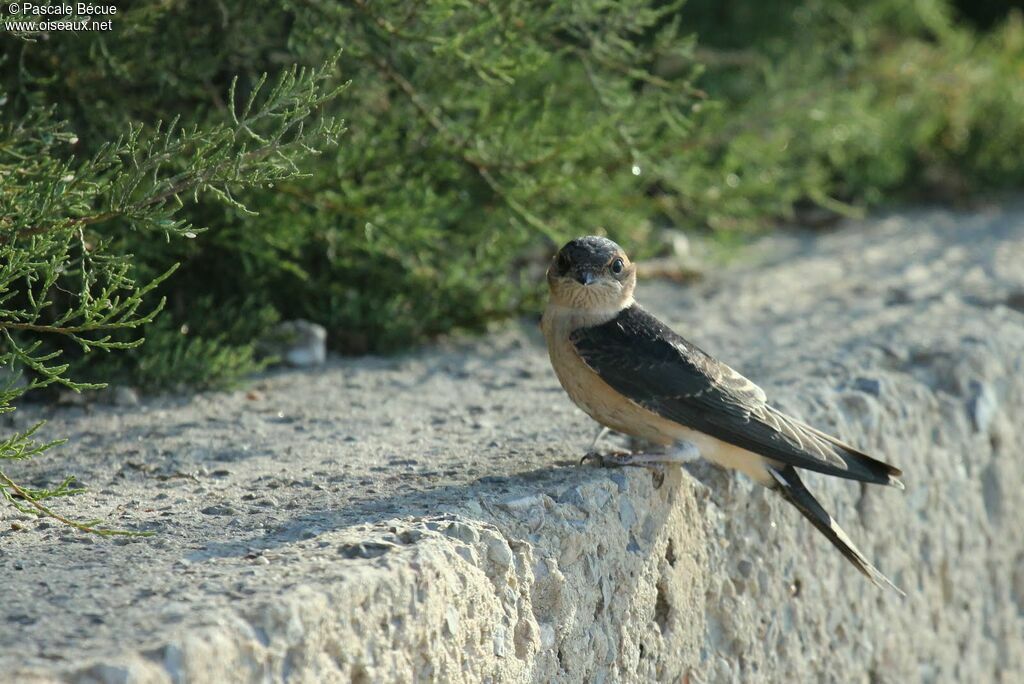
[629,441,701,465]
[589,425,611,451]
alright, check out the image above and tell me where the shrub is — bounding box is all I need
[0,53,345,528]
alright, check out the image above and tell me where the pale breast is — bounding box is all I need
[542,307,679,445]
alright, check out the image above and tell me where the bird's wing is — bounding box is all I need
[571,305,901,485]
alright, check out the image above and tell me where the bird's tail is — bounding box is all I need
[768,465,905,597]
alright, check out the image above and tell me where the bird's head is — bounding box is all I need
[546,236,636,309]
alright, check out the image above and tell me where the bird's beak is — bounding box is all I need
[574,270,597,286]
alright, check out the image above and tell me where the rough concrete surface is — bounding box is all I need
[3,205,1024,683]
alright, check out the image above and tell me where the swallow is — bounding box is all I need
[541,235,905,593]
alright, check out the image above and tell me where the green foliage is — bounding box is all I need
[5,0,708,358]
[240,0,704,351]
[668,0,1024,228]
[104,299,278,392]
[9,0,1022,372]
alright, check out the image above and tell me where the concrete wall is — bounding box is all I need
[7,207,1024,682]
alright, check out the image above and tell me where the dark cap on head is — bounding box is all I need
[556,236,624,270]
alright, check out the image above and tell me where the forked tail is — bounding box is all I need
[768,465,904,597]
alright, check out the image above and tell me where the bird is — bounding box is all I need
[540,235,905,593]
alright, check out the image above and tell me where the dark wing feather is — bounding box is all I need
[571,305,902,485]
[769,465,903,594]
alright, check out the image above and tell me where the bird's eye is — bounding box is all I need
[610,258,624,275]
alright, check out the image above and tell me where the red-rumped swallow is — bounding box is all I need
[541,236,904,593]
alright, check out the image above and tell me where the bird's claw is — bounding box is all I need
[579,449,633,467]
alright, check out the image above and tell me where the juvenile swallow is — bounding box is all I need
[541,235,904,593]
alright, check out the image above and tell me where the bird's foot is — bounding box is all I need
[580,450,673,488]
[581,442,700,467]
[579,442,701,489]
[579,449,635,467]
